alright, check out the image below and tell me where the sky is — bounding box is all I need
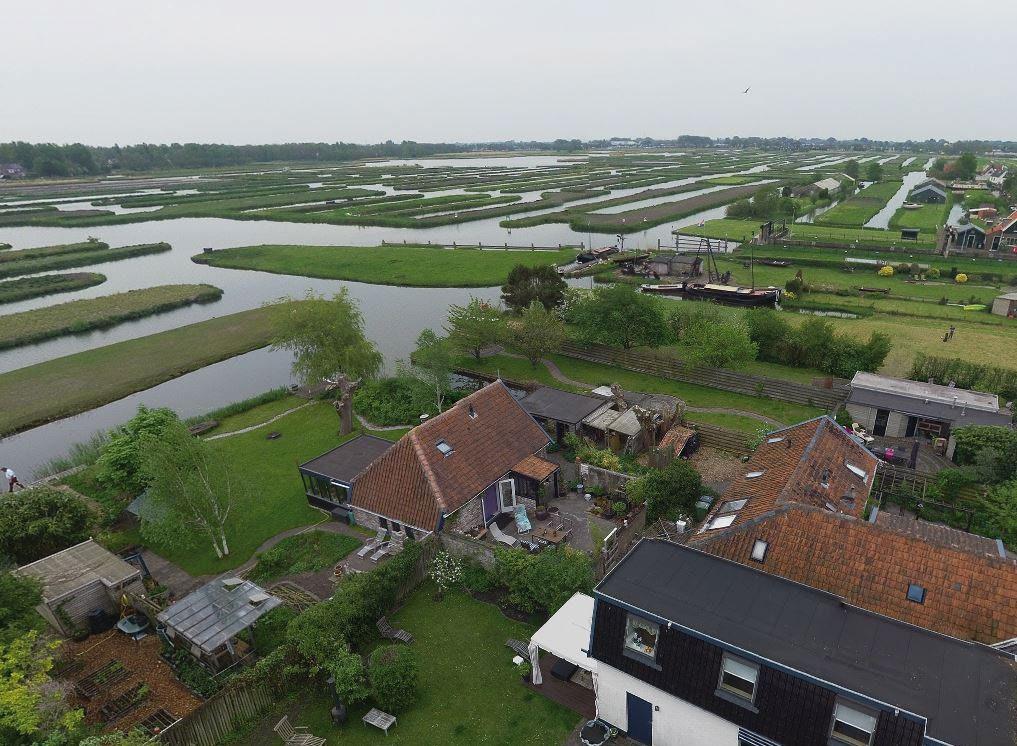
[5,0,1014,146]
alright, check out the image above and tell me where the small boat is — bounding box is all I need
[641,281,780,308]
[902,202,923,210]
[756,258,792,267]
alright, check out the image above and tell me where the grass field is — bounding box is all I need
[247,530,362,583]
[193,244,577,287]
[238,585,580,746]
[683,218,938,249]
[0,272,106,304]
[0,242,172,279]
[815,180,902,227]
[0,284,222,350]
[0,305,281,437]
[889,200,952,234]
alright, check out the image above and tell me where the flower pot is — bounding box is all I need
[535,508,549,521]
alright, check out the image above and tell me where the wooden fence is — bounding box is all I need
[686,421,752,454]
[156,682,273,746]
[558,342,848,411]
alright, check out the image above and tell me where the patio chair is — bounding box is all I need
[488,520,519,547]
[357,527,387,557]
[273,715,326,746]
[514,504,532,534]
[377,616,414,644]
[370,541,392,563]
[851,423,875,444]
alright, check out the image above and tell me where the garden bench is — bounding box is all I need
[274,715,326,746]
[377,616,414,644]
[506,638,530,658]
[363,707,397,735]
[357,527,387,557]
[370,540,392,562]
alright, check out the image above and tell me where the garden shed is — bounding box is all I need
[520,386,612,442]
[157,577,281,672]
[992,292,1017,318]
[17,539,144,637]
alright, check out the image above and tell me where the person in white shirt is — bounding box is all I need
[2,466,23,492]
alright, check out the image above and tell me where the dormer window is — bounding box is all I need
[436,440,453,457]
[820,468,831,488]
[468,404,477,419]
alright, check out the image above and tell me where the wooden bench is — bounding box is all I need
[506,638,530,658]
[363,707,397,735]
[377,616,413,644]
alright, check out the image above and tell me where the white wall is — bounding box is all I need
[596,664,740,746]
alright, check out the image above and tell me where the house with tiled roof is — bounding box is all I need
[987,209,1017,253]
[346,381,558,539]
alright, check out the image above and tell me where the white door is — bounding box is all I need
[498,479,516,512]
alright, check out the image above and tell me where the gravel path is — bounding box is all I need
[204,401,314,440]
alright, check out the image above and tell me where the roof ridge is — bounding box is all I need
[776,418,827,506]
[408,427,448,515]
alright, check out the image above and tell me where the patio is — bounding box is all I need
[480,493,616,555]
[525,654,596,720]
[867,435,954,475]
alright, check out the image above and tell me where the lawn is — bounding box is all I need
[683,218,938,248]
[193,244,577,288]
[0,284,223,350]
[0,305,280,437]
[889,200,952,234]
[247,530,362,583]
[0,272,106,304]
[456,353,823,430]
[814,180,902,227]
[0,242,172,279]
[238,585,581,746]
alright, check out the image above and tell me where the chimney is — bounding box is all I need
[419,414,429,423]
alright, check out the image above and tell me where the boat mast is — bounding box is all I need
[750,242,755,290]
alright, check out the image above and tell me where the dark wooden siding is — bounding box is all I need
[591,600,924,746]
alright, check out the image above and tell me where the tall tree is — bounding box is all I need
[500,264,567,313]
[571,284,668,349]
[955,152,978,180]
[139,421,243,560]
[0,489,91,565]
[0,574,41,645]
[409,330,454,412]
[0,632,83,743]
[270,290,383,434]
[864,161,883,181]
[445,297,505,360]
[507,301,566,367]
[843,160,861,180]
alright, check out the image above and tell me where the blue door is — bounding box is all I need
[626,692,653,745]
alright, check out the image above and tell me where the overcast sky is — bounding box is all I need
[5,1,1012,146]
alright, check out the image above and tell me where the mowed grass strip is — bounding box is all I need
[0,242,172,279]
[0,272,106,304]
[0,284,223,350]
[193,244,578,287]
[0,240,109,264]
[815,180,903,227]
[0,305,281,437]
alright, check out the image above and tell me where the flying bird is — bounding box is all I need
[742,86,751,94]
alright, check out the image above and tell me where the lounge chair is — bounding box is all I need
[273,715,326,746]
[370,541,392,562]
[377,616,414,644]
[506,638,530,658]
[514,504,532,534]
[488,520,518,547]
[357,528,387,557]
[851,423,875,444]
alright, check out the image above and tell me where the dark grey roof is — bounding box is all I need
[157,578,281,654]
[596,539,1017,746]
[911,182,947,196]
[520,386,607,425]
[955,223,985,234]
[847,372,1012,427]
[299,434,393,484]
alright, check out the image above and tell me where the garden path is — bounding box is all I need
[204,401,314,440]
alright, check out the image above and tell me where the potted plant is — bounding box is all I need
[516,660,532,682]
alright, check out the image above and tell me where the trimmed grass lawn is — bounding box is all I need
[0,284,222,350]
[814,180,902,227]
[194,244,577,287]
[889,200,952,234]
[200,395,308,436]
[0,306,281,437]
[456,353,823,430]
[248,531,362,583]
[684,218,938,248]
[239,585,581,746]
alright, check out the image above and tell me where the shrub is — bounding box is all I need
[955,273,968,283]
[493,546,593,614]
[252,606,297,655]
[369,645,419,713]
[928,267,941,279]
[910,353,1017,404]
[96,405,179,491]
[354,376,464,426]
[0,488,91,564]
[627,459,703,524]
[953,426,1017,466]
[877,265,894,277]
[460,559,496,594]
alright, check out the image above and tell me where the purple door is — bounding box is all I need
[482,483,499,524]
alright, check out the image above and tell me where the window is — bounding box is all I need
[707,514,736,530]
[623,614,659,659]
[379,517,388,529]
[745,471,765,479]
[750,539,768,562]
[831,701,877,746]
[436,440,453,457]
[718,653,759,702]
[907,583,926,604]
[719,499,748,514]
[845,462,868,481]
[468,404,477,419]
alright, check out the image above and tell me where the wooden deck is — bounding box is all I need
[525,655,596,720]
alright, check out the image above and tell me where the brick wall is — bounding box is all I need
[440,532,497,568]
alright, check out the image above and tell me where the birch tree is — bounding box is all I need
[139,421,241,560]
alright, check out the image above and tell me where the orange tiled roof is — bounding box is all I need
[351,381,550,531]
[691,416,877,537]
[693,505,1017,643]
[512,454,559,482]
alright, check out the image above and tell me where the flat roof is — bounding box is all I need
[299,434,393,484]
[849,371,1006,419]
[520,386,607,425]
[17,539,141,603]
[596,539,1016,746]
[157,578,281,654]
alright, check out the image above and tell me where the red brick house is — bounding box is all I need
[348,381,558,540]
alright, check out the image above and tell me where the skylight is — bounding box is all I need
[745,471,765,479]
[708,514,736,530]
[750,539,768,562]
[719,499,748,514]
[845,462,868,481]
[766,437,784,444]
[907,583,926,604]
[436,440,453,457]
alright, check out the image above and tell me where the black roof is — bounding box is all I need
[299,434,393,485]
[519,386,606,425]
[596,539,1016,746]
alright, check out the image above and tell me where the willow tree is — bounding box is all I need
[270,289,383,434]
